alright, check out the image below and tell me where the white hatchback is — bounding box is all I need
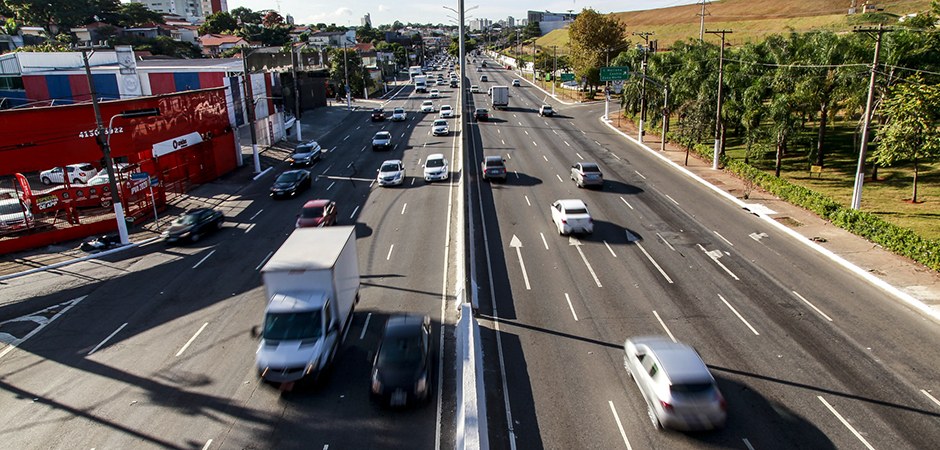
[439,105,454,118]
[430,89,440,98]
[40,163,98,185]
[550,199,593,235]
[421,101,434,113]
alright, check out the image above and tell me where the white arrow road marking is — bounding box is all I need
[698,244,739,280]
[749,232,769,242]
[509,235,531,290]
[570,236,602,287]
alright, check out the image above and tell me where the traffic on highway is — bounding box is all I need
[1,50,939,450]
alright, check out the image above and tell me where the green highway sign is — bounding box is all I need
[600,66,630,82]
[561,73,575,82]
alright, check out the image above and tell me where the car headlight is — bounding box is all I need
[371,370,382,393]
[416,373,428,393]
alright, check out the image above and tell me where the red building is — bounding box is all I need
[0,87,238,254]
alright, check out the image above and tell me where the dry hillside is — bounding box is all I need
[535,0,931,51]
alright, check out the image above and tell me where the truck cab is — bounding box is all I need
[256,291,340,383]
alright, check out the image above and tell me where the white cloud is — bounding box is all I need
[335,7,353,16]
[378,4,389,12]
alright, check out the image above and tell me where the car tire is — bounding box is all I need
[41,177,51,185]
[191,232,201,242]
[648,405,662,430]
[72,178,83,184]
[216,219,224,230]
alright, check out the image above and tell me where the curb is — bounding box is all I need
[599,117,940,324]
[0,236,161,282]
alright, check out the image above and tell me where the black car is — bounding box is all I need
[474,108,489,121]
[270,169,311,198]
[371,315,432,407]
[371,108,386,121]
[163,208,224,244]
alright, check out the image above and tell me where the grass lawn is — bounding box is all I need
[721,120,940,240]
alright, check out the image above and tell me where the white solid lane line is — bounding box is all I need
[249,209,264,220]
[604,241,617,257]
[656,232,677,251]
[88,322,128,355]
[350,205,360,219]
[922,389,940,409]
[360,312,372,340]
[556,174,564,183]
[634,170,646,180]
[386,244,395,261]
[256,251,274,271]
[176,322,209,357]
[718,294,760,335]
[401,203,408,215]
[698,244,740,280]
[202,439,213,450]
[564,293,579,321]
[743,438,755,450]
[652,310,677,342]
[327,181,336,190]
[817,396,876,450]
[620,197,634,209]
[635,242,674,283]
[571,237,602,287]
[576,152,583,160]
[608,401,634,450]
[793,291,834,322]
[192,249,216,269]
[714,230,734,246]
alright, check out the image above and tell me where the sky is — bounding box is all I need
[226,0,701,28]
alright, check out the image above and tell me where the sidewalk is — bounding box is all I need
[0,104,355,278]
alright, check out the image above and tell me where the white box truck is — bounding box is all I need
[414,75,428,93]
[255,226,360,384]
[490,85,509,109]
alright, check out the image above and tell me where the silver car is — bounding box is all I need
[623,336,727,431]
[571,162,604,188]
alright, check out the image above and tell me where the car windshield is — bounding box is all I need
[173,214,198,225]
[543,106,553,111]
[394,108,404,114]
[423,101,432,106]
[294,147,313,154]
[434,120,447,126]
[377,335,424,367]
[375,132,390,139]
[442,106,451,110]
[0,202,25,215]
[427,159,445,168]
[381,163,400,172]
[276,172,301,182]
[565,207,588,215]
[301,206,325,218]
[262,310,322,341]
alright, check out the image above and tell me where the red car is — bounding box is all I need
[296,199,337,228]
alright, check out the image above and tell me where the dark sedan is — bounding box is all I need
[269,170,311,198]
[474,108,489,121]
[370,315,433,407]
[163,208,224,243]
[371,108,386,121]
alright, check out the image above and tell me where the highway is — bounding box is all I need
[0,80,462,449]
[466,55,940,449]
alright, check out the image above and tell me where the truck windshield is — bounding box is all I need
[263,311,322,341]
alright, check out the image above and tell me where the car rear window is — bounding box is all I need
[485,160,504,168]
[566,207,588,215]
[671,382,715,394]
[582,165,601,173]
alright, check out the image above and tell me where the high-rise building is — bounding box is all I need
[506,16,515,27]
[200,0,227,17]
[361,13,372,27]
[132,0,205,21]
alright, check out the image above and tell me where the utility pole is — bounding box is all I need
[291,45,302,141]
[342,39,351,110]
[698,0,710,41]
[706,29,731,170]
[81,49,129,245]
[851,24,889,210]
[634,31,653,143]
[661,84,669,152]
[552,45,557,97]
[241,47,261,173]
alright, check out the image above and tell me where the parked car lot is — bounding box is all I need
[40,163,98,185]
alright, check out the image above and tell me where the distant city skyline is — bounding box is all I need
[224,0,700,28]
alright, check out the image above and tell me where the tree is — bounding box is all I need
[392,20,404,31]
[111,2,164,28]
[4,0,120,33]
[262,10,283,28]
[328,48,371,98]
[874,75,940,203]
[357,22,380,43]
[199,11,238,35]
[568,8,626,87]
[230,6,261,25]
[523,21,541,39]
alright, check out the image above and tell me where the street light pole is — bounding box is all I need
[342,39,351,110]
[291,44,303,141]
[552,45,557,97]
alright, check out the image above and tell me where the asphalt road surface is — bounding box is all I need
[0,79,463,449]
[466,55,940,450]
